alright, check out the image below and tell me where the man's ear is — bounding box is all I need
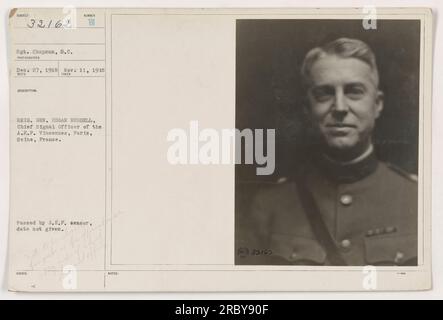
[375,90,384,119]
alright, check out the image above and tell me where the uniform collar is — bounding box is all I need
[309,146,379,184]
[322,144,374,166]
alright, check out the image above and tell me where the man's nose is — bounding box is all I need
[332,90,349,114]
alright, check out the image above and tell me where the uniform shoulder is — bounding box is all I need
[381,162,418,184]
[251,176,296,203]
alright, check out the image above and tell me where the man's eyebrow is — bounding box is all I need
[310,84,335,90]
[309,81,372,92]
[345,82,367,87]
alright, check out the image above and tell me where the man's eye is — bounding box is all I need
[311,87,334,102]
[345,85,366,100]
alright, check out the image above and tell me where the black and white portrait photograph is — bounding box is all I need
[235,19,421,266]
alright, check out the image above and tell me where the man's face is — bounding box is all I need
[306,55,383,159]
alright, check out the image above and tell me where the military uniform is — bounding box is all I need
[237,151,418,266]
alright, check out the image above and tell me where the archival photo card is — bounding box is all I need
[7,7,432,292]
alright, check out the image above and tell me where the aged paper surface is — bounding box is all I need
[8,8,432,291]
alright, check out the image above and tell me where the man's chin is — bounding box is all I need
[325,137,358,151]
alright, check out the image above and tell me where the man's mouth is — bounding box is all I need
[326,123,357,128]
[325,123,356,136]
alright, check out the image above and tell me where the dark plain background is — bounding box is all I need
[235,20,421,255]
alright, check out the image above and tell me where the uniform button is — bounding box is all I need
[395,252,405,264]
[366,230,374,237]
[385,226,396,234]
[340,194,353,206]
[290,252,298,260]
[340,239,352,249]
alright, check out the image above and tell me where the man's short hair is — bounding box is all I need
[301,38,379,88]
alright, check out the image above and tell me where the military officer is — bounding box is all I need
[237,38,418,266]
